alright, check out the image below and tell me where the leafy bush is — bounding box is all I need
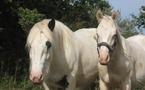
[18,7,45,33]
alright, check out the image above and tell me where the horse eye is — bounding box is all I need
[113,34,117,40]
[96,33,100,43]
[96,33,99,38]
[112,35,117,47]
[46,41,51,48]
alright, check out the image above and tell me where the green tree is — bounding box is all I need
[118,19,138,38]
[17,0,112,31]
[18,7,45,34]
[132,6,145,32]
[114,11,138,38]
[61,0,112,30]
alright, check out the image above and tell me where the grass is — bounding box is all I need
[0,76,43,90]
[0,76,145,90]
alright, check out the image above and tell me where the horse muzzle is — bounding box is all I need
[29,71,43,85]
[98,46,110,65]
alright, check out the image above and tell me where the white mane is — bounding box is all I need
[51,20,76,65]
[26,19,53,49]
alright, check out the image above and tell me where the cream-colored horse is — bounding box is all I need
[96,10,145,90]
[26,19,99,90]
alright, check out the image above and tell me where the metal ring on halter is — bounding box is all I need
[97,42,113,52]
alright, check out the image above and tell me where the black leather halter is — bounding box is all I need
[97,42,113,53]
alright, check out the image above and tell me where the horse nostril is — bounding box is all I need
[29,72,43,84]
[40,74,43,81]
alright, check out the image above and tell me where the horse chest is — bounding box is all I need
[99,61,131,84]
[100,70,123,84]
[46,67,68,83]
[45,74,69,89]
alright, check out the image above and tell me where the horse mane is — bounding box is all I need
[113,19,129,57]
[26,23,41,51]
[26,19,53,51]
[52,20,76,62]
[53,20,74,42]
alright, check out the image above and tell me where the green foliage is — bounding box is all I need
[16,0,112,31]
[18,7,45,33]
[63,0,112,30]
[118,19,138,38]
[115,11,139,38]
[0,76,43,90]
[132,6,145,31]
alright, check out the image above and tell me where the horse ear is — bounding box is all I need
[48,18,55,31]
[111,11,118,20]
[96,10,103,22]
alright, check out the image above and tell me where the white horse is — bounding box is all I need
[26,19,99,90]
[96,10,145,90]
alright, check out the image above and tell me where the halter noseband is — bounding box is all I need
[97,42,113,53]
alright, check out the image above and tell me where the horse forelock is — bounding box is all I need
[26,19,53,51]
[102,15,116,27]
[26,23,40,51]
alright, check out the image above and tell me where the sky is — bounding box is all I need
[108,0,145,19]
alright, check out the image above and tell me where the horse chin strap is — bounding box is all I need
[97,42,113,53]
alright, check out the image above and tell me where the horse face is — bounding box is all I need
[96,11,118,65]
[28,19,55,84]
[29,33,52,84]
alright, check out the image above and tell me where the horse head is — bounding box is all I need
[26,19,55,84]
[96,10,119,65]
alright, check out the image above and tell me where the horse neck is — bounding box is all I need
[112,30,129,60]
[50,24,78,73]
